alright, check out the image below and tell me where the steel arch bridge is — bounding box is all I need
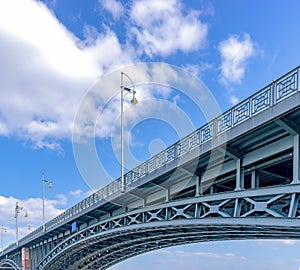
[1,66,300,270]
[0,259,21,270]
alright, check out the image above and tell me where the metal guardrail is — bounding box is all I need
[3,66,300,254]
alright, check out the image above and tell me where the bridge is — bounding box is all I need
[1,66,300,269]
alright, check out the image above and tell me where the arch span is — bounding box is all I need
[37,188,300,270]
[0,259,20,270]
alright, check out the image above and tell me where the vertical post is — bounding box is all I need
[42,173,46,232]
[251,170,255,188]
[42,174,53,233]
[292,134,300,184]
[195,175,200,197]
[15,202,19,246]
[235,159,244,190]
[121,73,125,193]
[165,187,170,202]
[120,72,138,193]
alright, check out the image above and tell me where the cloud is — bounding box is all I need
[153,248,246,262]
[0,0,134,149]
[0,0,210,151]
[255,239,297,246]
[0,194,66,247]
[99,0,124,20]
[130,0,208,57]
[219,33,256,84]
[229,95,239,105]
[182,63,213,78]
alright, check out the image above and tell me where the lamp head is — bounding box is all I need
[48,181,53,189]
[130,92,138,105]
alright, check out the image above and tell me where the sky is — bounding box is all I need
[0,0,300,269]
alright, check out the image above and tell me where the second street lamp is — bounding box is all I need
[120,72,138,193]
[14,202,28,246]
[42,173,53,233]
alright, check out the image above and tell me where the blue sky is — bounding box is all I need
[0,0,300,269]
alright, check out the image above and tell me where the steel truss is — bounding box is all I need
[37,184,300,270]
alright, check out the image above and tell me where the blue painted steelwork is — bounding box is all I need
[0,259,21,269]
[0,66,299,270]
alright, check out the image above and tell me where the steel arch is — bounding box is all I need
[37,184,300,270]
[0,259,21,270]
[38,218,300,270]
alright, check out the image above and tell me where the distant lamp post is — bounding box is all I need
[1,225,7,254]
[14,202,28,246]
[120,72,138,193]
[42,173,53,233]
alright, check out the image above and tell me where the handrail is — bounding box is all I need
[2,65,299,255]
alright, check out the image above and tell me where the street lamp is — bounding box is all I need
[42,173,53,233]
[120,72,138,192]
[1,225,7,254]
[14,202,28,246]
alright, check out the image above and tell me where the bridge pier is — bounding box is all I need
[21,247,30,270]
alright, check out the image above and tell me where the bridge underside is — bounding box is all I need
[41,218,300,270]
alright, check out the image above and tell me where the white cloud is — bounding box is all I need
[219,33,255,84]
[154,249,246,261]
[100,0,124,20]
[0,194,66,247]
[0,0,135,149]
[230,95,239,105]
[256,239,297,246]
[182,63,213,78]
[69,189,94,199]
[130,0,208,57]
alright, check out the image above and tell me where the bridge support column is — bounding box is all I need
[292,134,300,184]
[251,170,259,188]
[22,247,30,270]
[235,159,244,191]
[195,175,200,196]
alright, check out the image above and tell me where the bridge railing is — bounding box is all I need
[3,66,299,255]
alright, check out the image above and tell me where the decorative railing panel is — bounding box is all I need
[276,69,298,102]
[251,85,272,115]
[233,100,251,126]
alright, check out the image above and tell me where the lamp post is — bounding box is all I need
[120,72,138,192]
[1,225,7,254]
[14,202,27,246]
[42,173,53,233]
